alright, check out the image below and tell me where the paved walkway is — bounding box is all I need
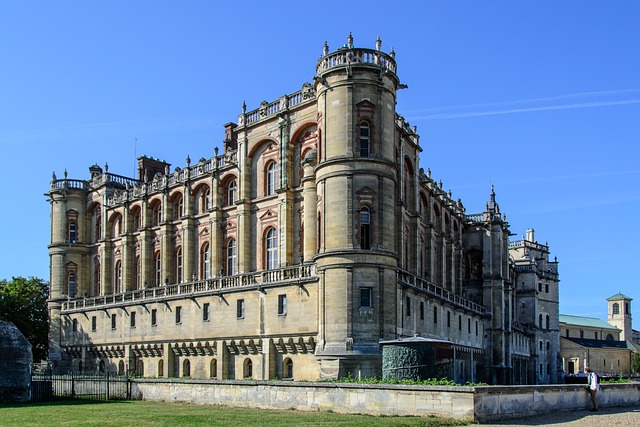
[477,406,640,426]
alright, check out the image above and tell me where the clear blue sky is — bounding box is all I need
[1,2,638,323]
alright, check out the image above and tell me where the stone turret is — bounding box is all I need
[313,35,402,378]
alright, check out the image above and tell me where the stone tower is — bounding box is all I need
[607,293,633,342]
[313,34,401,378]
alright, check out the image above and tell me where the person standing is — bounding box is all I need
[585,367,600,411]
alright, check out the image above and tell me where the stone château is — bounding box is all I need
[46,34,560,385]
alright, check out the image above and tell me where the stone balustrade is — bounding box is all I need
[316,47,397,75]
[397,270,485,315]
[61,264,317,312]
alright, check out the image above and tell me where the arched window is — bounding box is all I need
[94,259,101,296]
[152,202,162,226]
[265,228,278,270]
[226,179,237,206]
[613,303,620,315]
[284,358,293,379]
[545,314,550,330]
[94,206,102,241]
[359,121,370,157]
[538,314,543,329]
[201,243,210,279]
[360,207,371,249]
[210,359,217,378]
[118,360,125,376]
[132,207,141,230]
[204,188,211,212]
[158,359,164,377]
[226,239,237,276]
[114,260,123,293]
[243,358,253,379]
[182,359,190,377]
[134,255,140,289]
[154,252,161,286]
[266,161,277,196]
[68,221,77,243]
[137,359,144,377]
[68,272,76,298]
[625,303,630,314]
[175,247,183,283]
[173,195,184,220]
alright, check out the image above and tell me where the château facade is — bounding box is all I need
[46,35,560,385]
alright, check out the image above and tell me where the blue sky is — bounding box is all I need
[1,1,638,323]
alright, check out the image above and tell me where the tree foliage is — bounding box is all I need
[0,276,49,362]
[632,352,640,374]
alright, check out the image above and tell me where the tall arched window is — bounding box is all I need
[204,188,211,212]
[226,179,237,206]
[68,221,77,243]
[134,255,140,289]
[538,314,543,329]
[152,202,162,226]
[68,272,76,298]
[94,206,102,241]
[94,259,101,296]
[201,243,210,279]
[114,260,123,293]
[174,195,184,220]
[265,228,278,270]
[613,303,620,315]
[175,247,183,283]
[183,359,191,377]
[360,207,371,249]
[154,252,162,286]
[359,121,370,157]
[545,314,550,330]
[226,239,237,276]
[137,359,144,377]
[266,161,277,196]
[132,207,141,230]
[158,359,164,377]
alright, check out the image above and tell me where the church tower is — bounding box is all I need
[607,293,633,342]
[313,34,402,378]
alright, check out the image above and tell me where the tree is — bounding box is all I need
[0,277,49,362]
[632,352,640,375]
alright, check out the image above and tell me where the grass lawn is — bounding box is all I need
[0,400,469,427]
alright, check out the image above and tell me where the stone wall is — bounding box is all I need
[131,379,476,420]
[0,321,32,402]
[130,379,640,423]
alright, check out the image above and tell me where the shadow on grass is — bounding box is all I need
[0,398,133,409]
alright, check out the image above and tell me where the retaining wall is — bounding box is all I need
[130,379,640,423]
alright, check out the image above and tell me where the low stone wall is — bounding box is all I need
[473,382,640,423]
[131,379,476,420]
[130,379,640,423]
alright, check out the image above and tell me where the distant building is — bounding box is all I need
[45,34,561,385]
[560,293,636,376]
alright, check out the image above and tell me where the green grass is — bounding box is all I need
[0,400,469,427]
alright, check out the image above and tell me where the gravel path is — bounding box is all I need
[476,405,640,426]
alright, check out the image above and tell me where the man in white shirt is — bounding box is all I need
[585,367,600,411]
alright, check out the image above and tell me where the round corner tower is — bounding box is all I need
[46,171,92,361]
[312,34,402,379]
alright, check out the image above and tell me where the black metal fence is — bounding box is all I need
[31,373,133,402]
